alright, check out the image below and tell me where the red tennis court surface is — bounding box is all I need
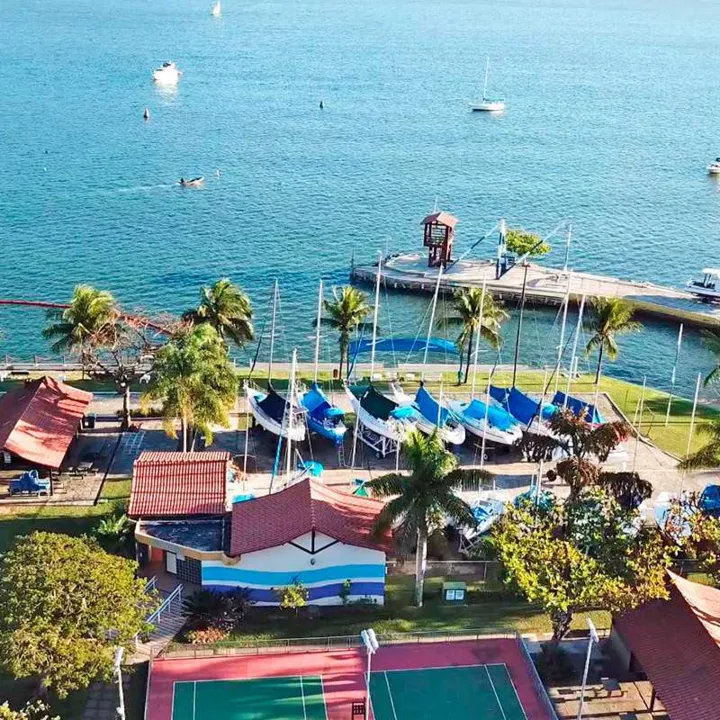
[146,638,556,720]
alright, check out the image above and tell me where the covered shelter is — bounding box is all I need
[611,571,720,720]
[422,211,458,268]
[0,376,92,470]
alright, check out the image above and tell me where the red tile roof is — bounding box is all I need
[614,571,720,720]
[421,211,458,229]
[230,479,391,555]
[129,451,231,518]
[0,376,92,469]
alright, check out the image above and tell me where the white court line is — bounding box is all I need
[486,664,528,720]
[319,675,330,720]
[192,681,197,720]
[381,663,482,674]
[299,675,308,720]
[383,672,399,720]
[484,665,507,720]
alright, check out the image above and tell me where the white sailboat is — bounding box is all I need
[469,57,505,112]
[211,1,222,16]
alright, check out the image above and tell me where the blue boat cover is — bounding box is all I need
[514,487,556,512]
[461,398,517,431]
[415,385,450,427]
[301,383,345,421]
[391,405,416,420]
[489,386,556,426]
[551,391,603,424]
[700,485,720,517]
[257,388,287,423]
[349,337,458,356]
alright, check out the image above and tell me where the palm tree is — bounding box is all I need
[316,286,372,378]
[585,298,642,384]
[43,285,118,368]
[445,287,507,384]
[143,324,239,451]
[679,419,720,470]
[366,430,489,606]
[183,278,254,349]
[700,329,720,387]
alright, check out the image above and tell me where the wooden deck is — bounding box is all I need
[351,253,720,328]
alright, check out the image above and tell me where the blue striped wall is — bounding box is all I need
[204,581,385,604]
[201,563,385,588]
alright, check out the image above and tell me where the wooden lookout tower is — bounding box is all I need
[421,211,458,268]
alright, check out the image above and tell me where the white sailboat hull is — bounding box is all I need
[447,400,523,446]
[344,385,414,443]
[246,386,306,442]
[469,100,505,112]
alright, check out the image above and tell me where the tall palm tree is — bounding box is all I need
[183,278,254,349]
[43,285,118,369]
[143,325,238,451]
[316,286,372,378]
[366,430,489,606]
[700,329,720,387]
[679,419,720,470]
[585,298,642,384]
[445,287,508,384]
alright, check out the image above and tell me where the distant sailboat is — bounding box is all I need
[211,1,221,16]
[469,57,505,112]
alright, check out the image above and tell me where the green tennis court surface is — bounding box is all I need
[172,675,328,720]
[369,665,527,720]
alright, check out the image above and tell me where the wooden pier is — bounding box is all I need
[351,253,720,328]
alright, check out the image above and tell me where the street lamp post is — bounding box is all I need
[360,628,379,720]
[576,619,600,720]
[113,647,126,720]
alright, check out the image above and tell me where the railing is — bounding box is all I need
[146,584,183,626]
[162,627,517,659]
[515,630,560,720]
[387,559,502,581]
[143,576,157,594]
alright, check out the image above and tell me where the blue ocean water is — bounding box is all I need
[1,0,720,396]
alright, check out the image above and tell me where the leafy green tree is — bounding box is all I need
[43,285,118,369]
[0,702,59,720]
[143,324,239,451]
[366,430,487,606]
[183,278,254,349]
[182,588,251,632]
[0,532,155,698]
[445,287,508,384]
[276,580,308,614]
[505,229,550,258]
[316,286,373,378]
[679,419,720,470]
[492,490,669,649]
[585,298,642,384]
[94,512,134,557]
[700,329,720,387]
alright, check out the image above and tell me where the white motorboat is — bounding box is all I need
[687,268,720,301]
[447,397,523,446]
[211,1,221,16]
[153,61,182,85]
[707,158,720,175]
[179,176,205,188]
[469,57,505,112]
[389,382,466,446]
[245,385,306,442]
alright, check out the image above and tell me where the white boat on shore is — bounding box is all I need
[245,384,306,442]
[153,61,182,85]
[469,57,505,112]
[687,268,720,301]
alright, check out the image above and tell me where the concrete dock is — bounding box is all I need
[351,253,720,328]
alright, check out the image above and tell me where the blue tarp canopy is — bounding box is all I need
[461,398,517,431]
[301,383,345,421]
[551,391,603,424]
[416,385,450,427]
[490,386,557,425]
[349,337,458,356]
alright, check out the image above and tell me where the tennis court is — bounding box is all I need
[170,664,526,720]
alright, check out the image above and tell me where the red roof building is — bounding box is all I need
[230,478,391,556]
[612,571,720,720]
[0,376,92,469]
[129,451,231,518]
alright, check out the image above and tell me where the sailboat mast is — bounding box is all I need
[422,266,443,374]
[369,252,382,380]
[313,280,323,383]
[268,279,279,381]
[482,57,490,99]
[471,278,487,398]
[286,349,297,484]
[565,294,586,405]
[511,263,529,388]
[554,273,572,393]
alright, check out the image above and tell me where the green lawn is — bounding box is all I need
[0,478,131,554]
[172,576,610,650]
